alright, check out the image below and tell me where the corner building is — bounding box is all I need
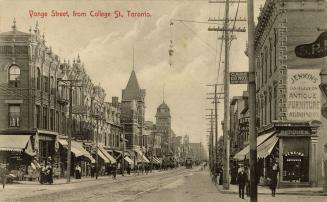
[246,0,327,187]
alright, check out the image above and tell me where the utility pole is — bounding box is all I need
[207,84,223,175]
[205,108,215,173]
[121,125,125,176]
[247,0,258,201]
[208,0,246,190]
[95,111,99,180]
[223,0,231,190]
[60,78,81,183]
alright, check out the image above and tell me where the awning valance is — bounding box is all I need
[233,131,276,161]
[0,135,31,152]
[257,134,279,159]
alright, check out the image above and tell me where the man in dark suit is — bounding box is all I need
[237,167,248,199]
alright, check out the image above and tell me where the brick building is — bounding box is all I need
[234,0,327,187]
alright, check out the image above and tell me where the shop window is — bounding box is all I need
[8,105,20,127]
[8,65,20,87]
[283,152,309,182]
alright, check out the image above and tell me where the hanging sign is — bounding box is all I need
[230,72,249,84]
[295,31,327,58]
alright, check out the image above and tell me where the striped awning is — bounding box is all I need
[134,149,150,163]
[99,147,116,164]
[257,134,279,158]
[59,139,95,163]
[124,156,134,165]
[0,135,31,152]
[233,131,276,160]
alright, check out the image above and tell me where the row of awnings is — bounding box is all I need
[0,134,147,165]
[233,131,279,160]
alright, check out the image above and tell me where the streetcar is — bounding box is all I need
[185,157,193,169]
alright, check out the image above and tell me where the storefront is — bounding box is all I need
[233,121,319,187]
[0,134,36,180]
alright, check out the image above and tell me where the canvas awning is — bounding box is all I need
[124,156,134,165]
[257,134,279,159]
[0,135,34,155]
[59,139,95,163]
[99,147,116,164]
[233,131,275,160]
[134,149,150,163]
[97,149,110,164]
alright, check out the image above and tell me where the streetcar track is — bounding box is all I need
[17,168,192,202]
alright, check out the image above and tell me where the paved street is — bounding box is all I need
[1,167,326,202]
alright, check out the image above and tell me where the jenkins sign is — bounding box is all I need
[287,69,321,121]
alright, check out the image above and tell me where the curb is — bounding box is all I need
[215,185,327,196]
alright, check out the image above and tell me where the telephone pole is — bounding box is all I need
[207,84,223,175]
[209,0,246,190]
[205,109,215,172]
[247,0,258,201]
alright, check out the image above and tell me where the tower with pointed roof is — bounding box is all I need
[155,100,171,156]
[121,70,146,149]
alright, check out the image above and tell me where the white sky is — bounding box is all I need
[0,0,265,146]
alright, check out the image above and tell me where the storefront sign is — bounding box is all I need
[295,31,327,58]
[280,129,311,136]
[287,69,321,121]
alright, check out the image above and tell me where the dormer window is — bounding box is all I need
[9,65,20,87]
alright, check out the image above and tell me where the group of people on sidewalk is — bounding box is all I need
[236,162,279,199]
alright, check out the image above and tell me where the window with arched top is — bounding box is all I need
[9,65,20,87]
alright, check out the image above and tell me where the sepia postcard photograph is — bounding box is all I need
[0,0,327,201]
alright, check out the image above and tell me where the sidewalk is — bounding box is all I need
[216,184,327,196]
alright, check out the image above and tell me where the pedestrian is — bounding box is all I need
[112,163,117,180]
[0,165,7,189]
[90,164,95,178]
[244,166,250,197]
[75,164,81,179]
[127,164,131,175]
[270,163,279,197]
[46,161,53,184]
[237,167,248,199]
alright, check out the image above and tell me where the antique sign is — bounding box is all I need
[287,69,321,121]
